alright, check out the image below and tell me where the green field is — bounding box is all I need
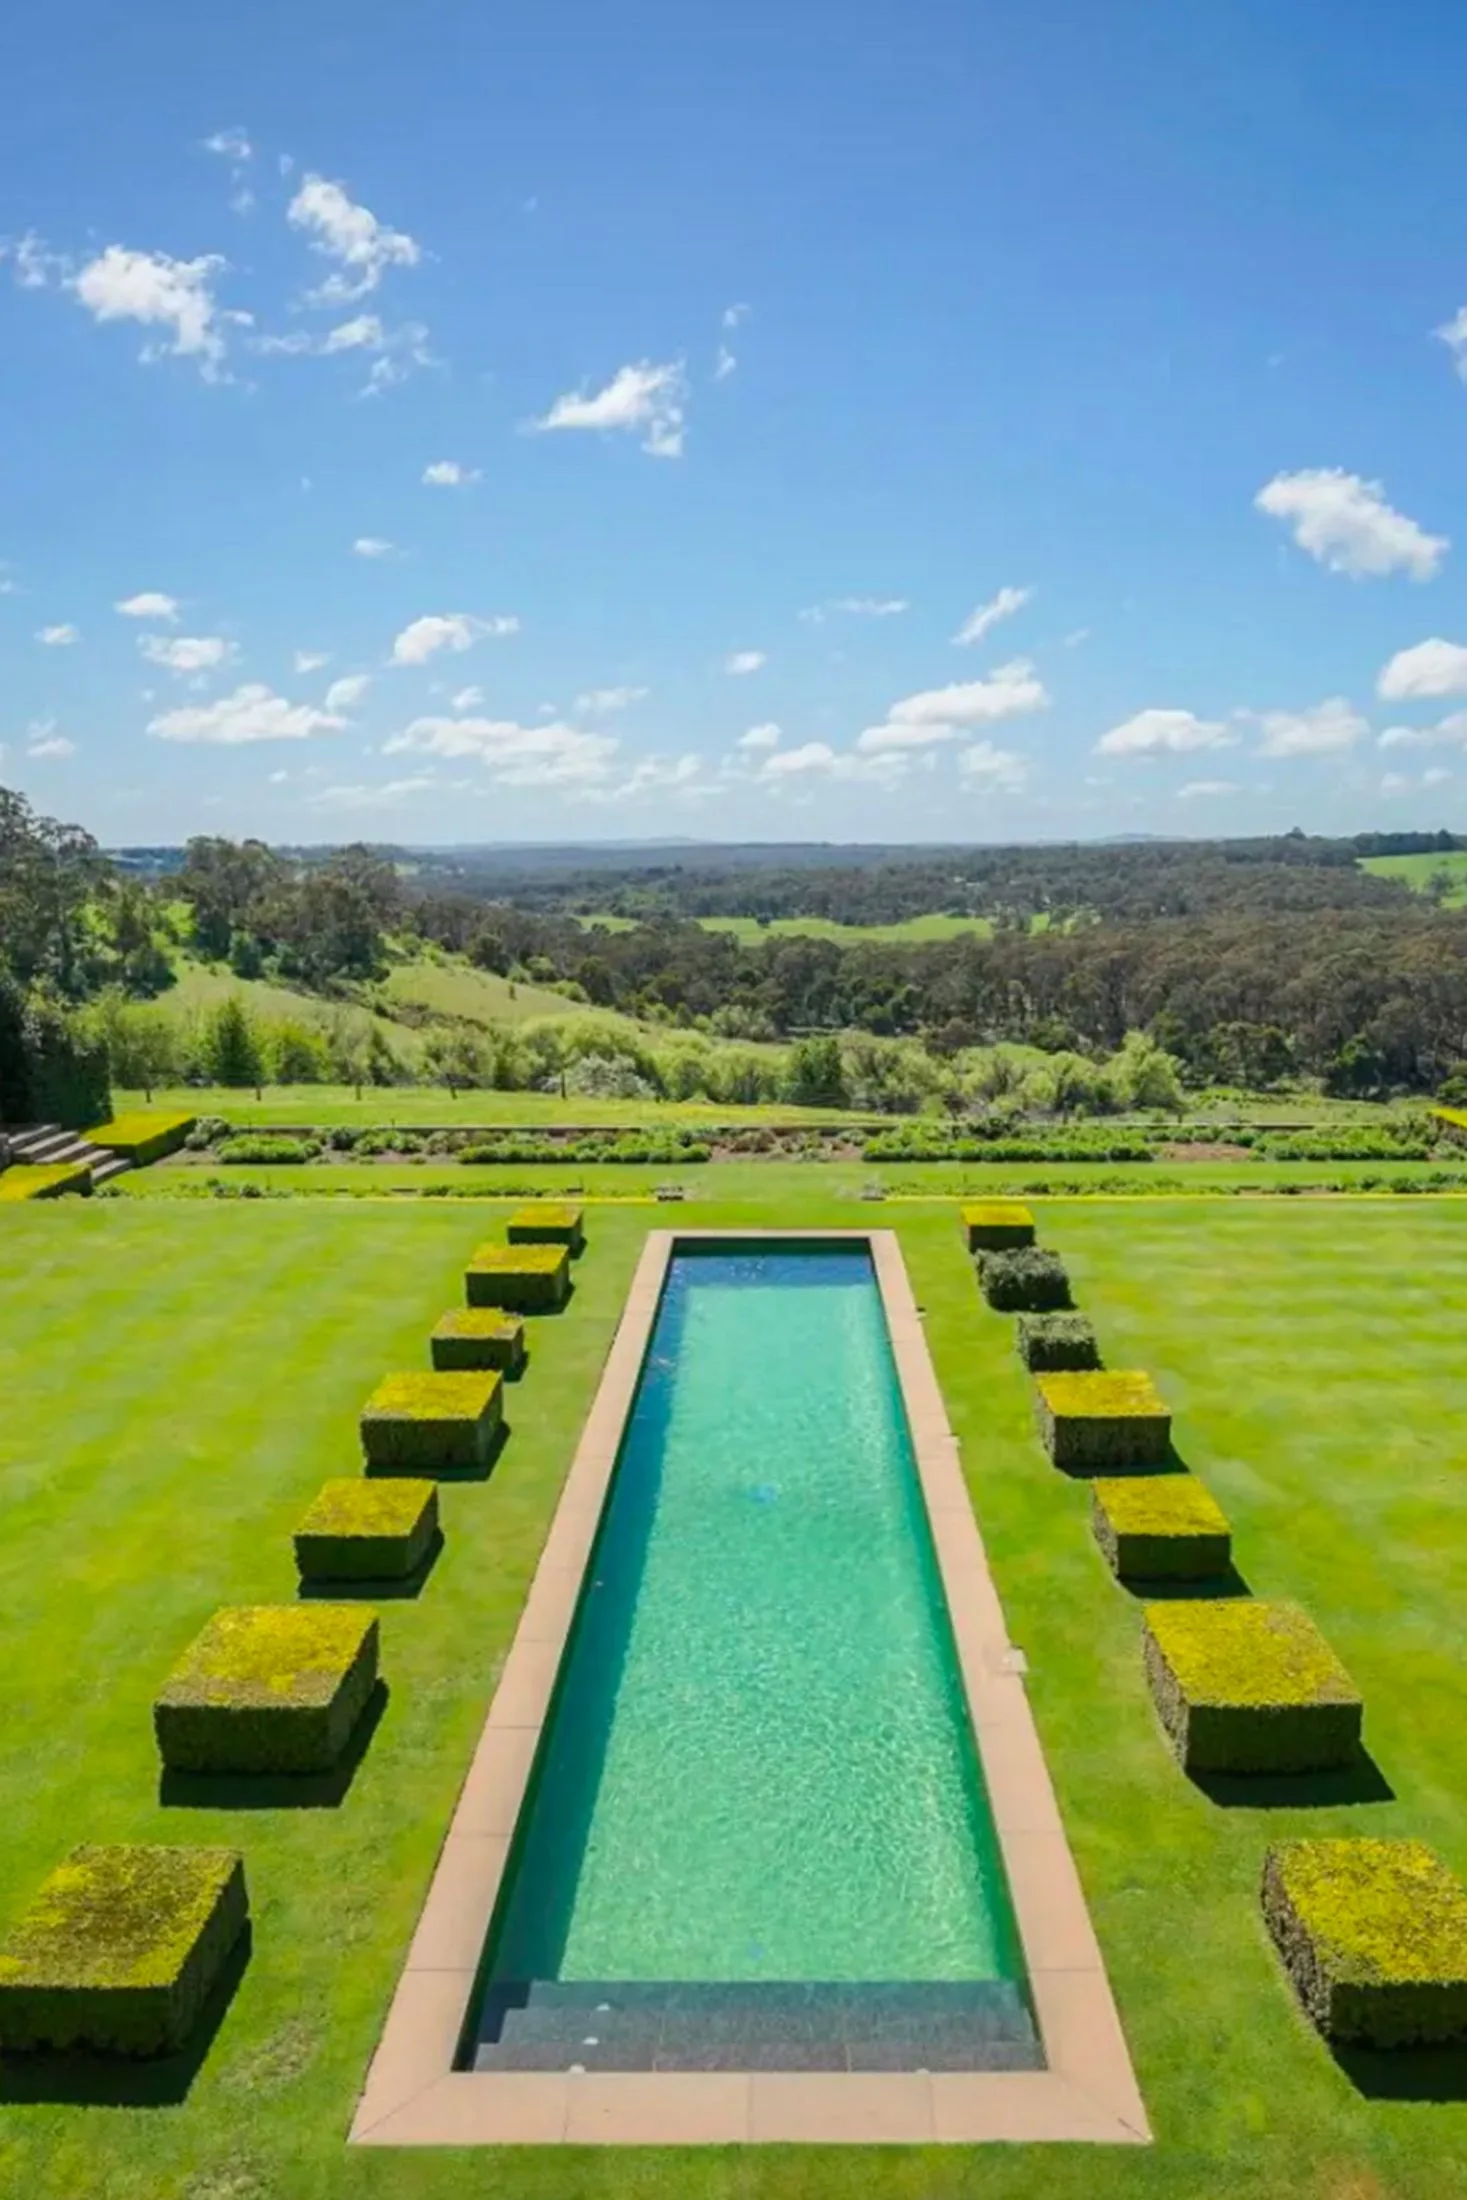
[3,1196,1467,2198]
[110,1085,865,1129]
[695,912,1000,944]
[1361,850,1467,905]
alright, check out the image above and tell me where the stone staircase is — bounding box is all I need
[470,1978,1043,2074]
[3,1124,132,1187]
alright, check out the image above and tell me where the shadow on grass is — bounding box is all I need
[0,1924,251,2107]
[1189,1743,1395,1812]
[298,1530,443,1603]
[158,1681,388,1812]
[1331,2038,1467,2102]
[1120,1563,1253,1602]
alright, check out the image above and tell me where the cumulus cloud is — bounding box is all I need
[294,649,330,673]
[859,661,1049,753]
[1436,306,1467,379]
[36,623,78,647]
[203,127,253,162]
[138,633,234,675]
[353,537,394,558]
[801,597,909,625]
[312,777,435,809]
[737,722,781,750]
[753,741,906,787]
[532,359,687,458]
[952,585,1033,648]
[591,754,706,803]
[1377,638,1467,701]
[1178,779,1240,799]
[724,650,766,676]
[1252,697,1367,757]
[422,458,477,486]
[253,312,434,389]
[115,591,179,622]
[1378,711,1467,750]
[574,686,648,715]
[25,721,75,759]
[1255,469,1447,581]
[324,674,371,711]
[287,174,420,304]
[148,683,347,745]
[389,612,519,666]
[383,713,616,787]
[449,685,483,711]
[956,740,1027,791]
[73,245,234,379]
[1096,708,1232,757]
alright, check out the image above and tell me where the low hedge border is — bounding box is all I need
[360,1369,504,1474]
[1143,1599,1363,1774]
[1262,1838,1467,2047]
[1016,1311,1100,1372]
[154,1605,380,1775]
[430,1310,526,1375]
[294,1478,438,1582]
[977,1246,1073,1312]
[1091,1474,1231,1580]
[1034,1369,1171,1473]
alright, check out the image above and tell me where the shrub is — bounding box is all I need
[1091,1474,1231,1580]
[1262,1839,1467,2048]
[507,1201,585,1254]
[360,1369,504,1473]
[961,1200,1035,1252]
[1016,1312,1100,1372]
[214,1135,322,1165]
[1034,1369,1171,1472]
[464,1242,570,1312]
[430,1310,527,1375]
[977,1246,1072,1312]
[86,1111,196,1167]
[184,1114,230,1151]
[1143,1600,1363,1774]
[0,1844,248,2055]
[153,1606,379,1774]
[294,1478,438,1582]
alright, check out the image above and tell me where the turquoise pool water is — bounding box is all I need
[473,1243,1032,2068]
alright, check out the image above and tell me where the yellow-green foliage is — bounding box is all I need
[0,1845,248,2054]
[363,1370,501,1421]
[1035,1368,1171,1472]
[360,1369,503,1474]
[430,1308,527,1373]
[1039,1370,1168,1421]
[507,1201,586,1253]
[86,1111,195,1166]
[465,1240,570,1311]
[1264,1839,1467,2046]
[961,1200,1035,1252]
[154,1605,380,1774]
[1144,1599,1363,1774]
[294,1478,438,1582]
[1092,1473,1231,1580]
[1431,1105,1467,1138]
[0,1161,92,1202]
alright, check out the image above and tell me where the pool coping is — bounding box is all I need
[349,1229,1150,2148]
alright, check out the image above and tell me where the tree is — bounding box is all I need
[0,786,106,997]
[202,997,265,1091]
[783,1034,848,1109]
[424,1028,489,1097]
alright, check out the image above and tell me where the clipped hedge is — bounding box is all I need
[1034,1369,1171,1472]
[977,1246,1073,1312]
[458,1133,711,1165]
[153,1605,379,1775]
[360,1369,503,1474]
[294,1477,438,1582]
[1016,1311,1100,1372]
[430,1309,526,1375]
[214,1135,322,1165]
[465,1242,571,1312]
[1263,1839,1467,2048]
[0,1161,93,1202]
[507,1201,586,1254]
[86,1112,196,1167]
[961,1200,1035,1253]
[0,1844,248,2056]
[1143,1600,1362,1775]
[1091,1473,1231,1580]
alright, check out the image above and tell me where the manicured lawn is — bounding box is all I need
[1,1197,1466,2196]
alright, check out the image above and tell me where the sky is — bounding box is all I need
[7,0,1467,848]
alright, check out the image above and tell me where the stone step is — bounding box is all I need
[91,1155,132,1185]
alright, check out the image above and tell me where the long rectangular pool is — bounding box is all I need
[469,1241,1039,2072]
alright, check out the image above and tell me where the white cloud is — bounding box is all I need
[73,246,232,379]
[287,174,420,304]
[737,722,781,750]
[25,719,74,759]
[725,649,766,676]
[294,649,330,673]
[384,713,616,787]
[1378,711,1467,750]
[865,661,1049,750]
[268,768,289,784]
[4,231,65,289]
[389,612,519,666]
[313,777,435,809]
[36,623,78,647]
[801,597,909,624]
[533,359,687,458]
[203,128,253,162]
[754,741,905,786]
[115,591,179,622]
[856,718,954,754]
[422,458,478,486]
[952,585,1034,648]
[253,313,433,388]
[138,633,234,674]
[1255,469,1447,581]
[956,740,1027,791]
[762,741,839,777]
[1178,779,1240,799]
[449,685,483,711]
[1380,772,1410,796]
[574,685,648,715]
[1096,707,1231,757]
[1253,697,1367,757]
[1424,766,1453,786]
[1064,627,1091,649]
[714,345,737,381]
[722,302,750,330]
[353,536,394,558]
[148,682,347,745]
[1377,638,1467,701]
[325,674,371,711]
[592,754,706,803]
[1437,307,1467,379]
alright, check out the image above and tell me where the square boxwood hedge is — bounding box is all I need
[0,1162,93,1203]
[464,1242,570,1312]
[1143,1599,1363,1774]
[294,1477,438,1582]
[1016,1311,1100,1372]
[506,1201,585,1255]
[1091,1473,1231,1580]
[85,1111,196,1167]
[1034,1369,1171,1473]
[1263,1838,1467,2048]
[0,1844,247,2056]
[154,1605,379,1775]
[977,1246,1072,1313]
[430,1309,526,1375]
[961,1200,1035,1253]
[360,1369,503,1474]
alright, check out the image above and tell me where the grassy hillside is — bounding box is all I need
[1360,850,1467,905]
[378,956,598,1028]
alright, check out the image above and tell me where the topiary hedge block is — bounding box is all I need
[1143,1600,1363,1774]
[507,1202,585,1255]
[360,1370,503,1474]
[1034,1369,1171,1472]
[1263,1839,1467,2048]
[154,1605,379,1775]
[0,1162,94,1203]
[430,1309,526,1375]
[465,1242,570,1312]
[961,1201,1035,1252]
[86,1112,196,1167]
[0,1844,248,2056]
[1091,1474,1231,1580]
[977,1246,1072,1312]
[1016,1311,1100,1372]
[294,1478,438,1582]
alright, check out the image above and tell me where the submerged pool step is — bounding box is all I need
[472,1979,1043,2073]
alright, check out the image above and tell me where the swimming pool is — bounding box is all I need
[469,1240,1037,2073]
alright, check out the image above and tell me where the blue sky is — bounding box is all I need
[7,0,1467,846]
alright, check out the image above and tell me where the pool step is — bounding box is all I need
[472,1978,1043,2073]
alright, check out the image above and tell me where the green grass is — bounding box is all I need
[376,956,599,1027]
[4,1197,1467,2195]
[694,912,999,944]
[1360,850,1467,905]
[110,1085,866,1129]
